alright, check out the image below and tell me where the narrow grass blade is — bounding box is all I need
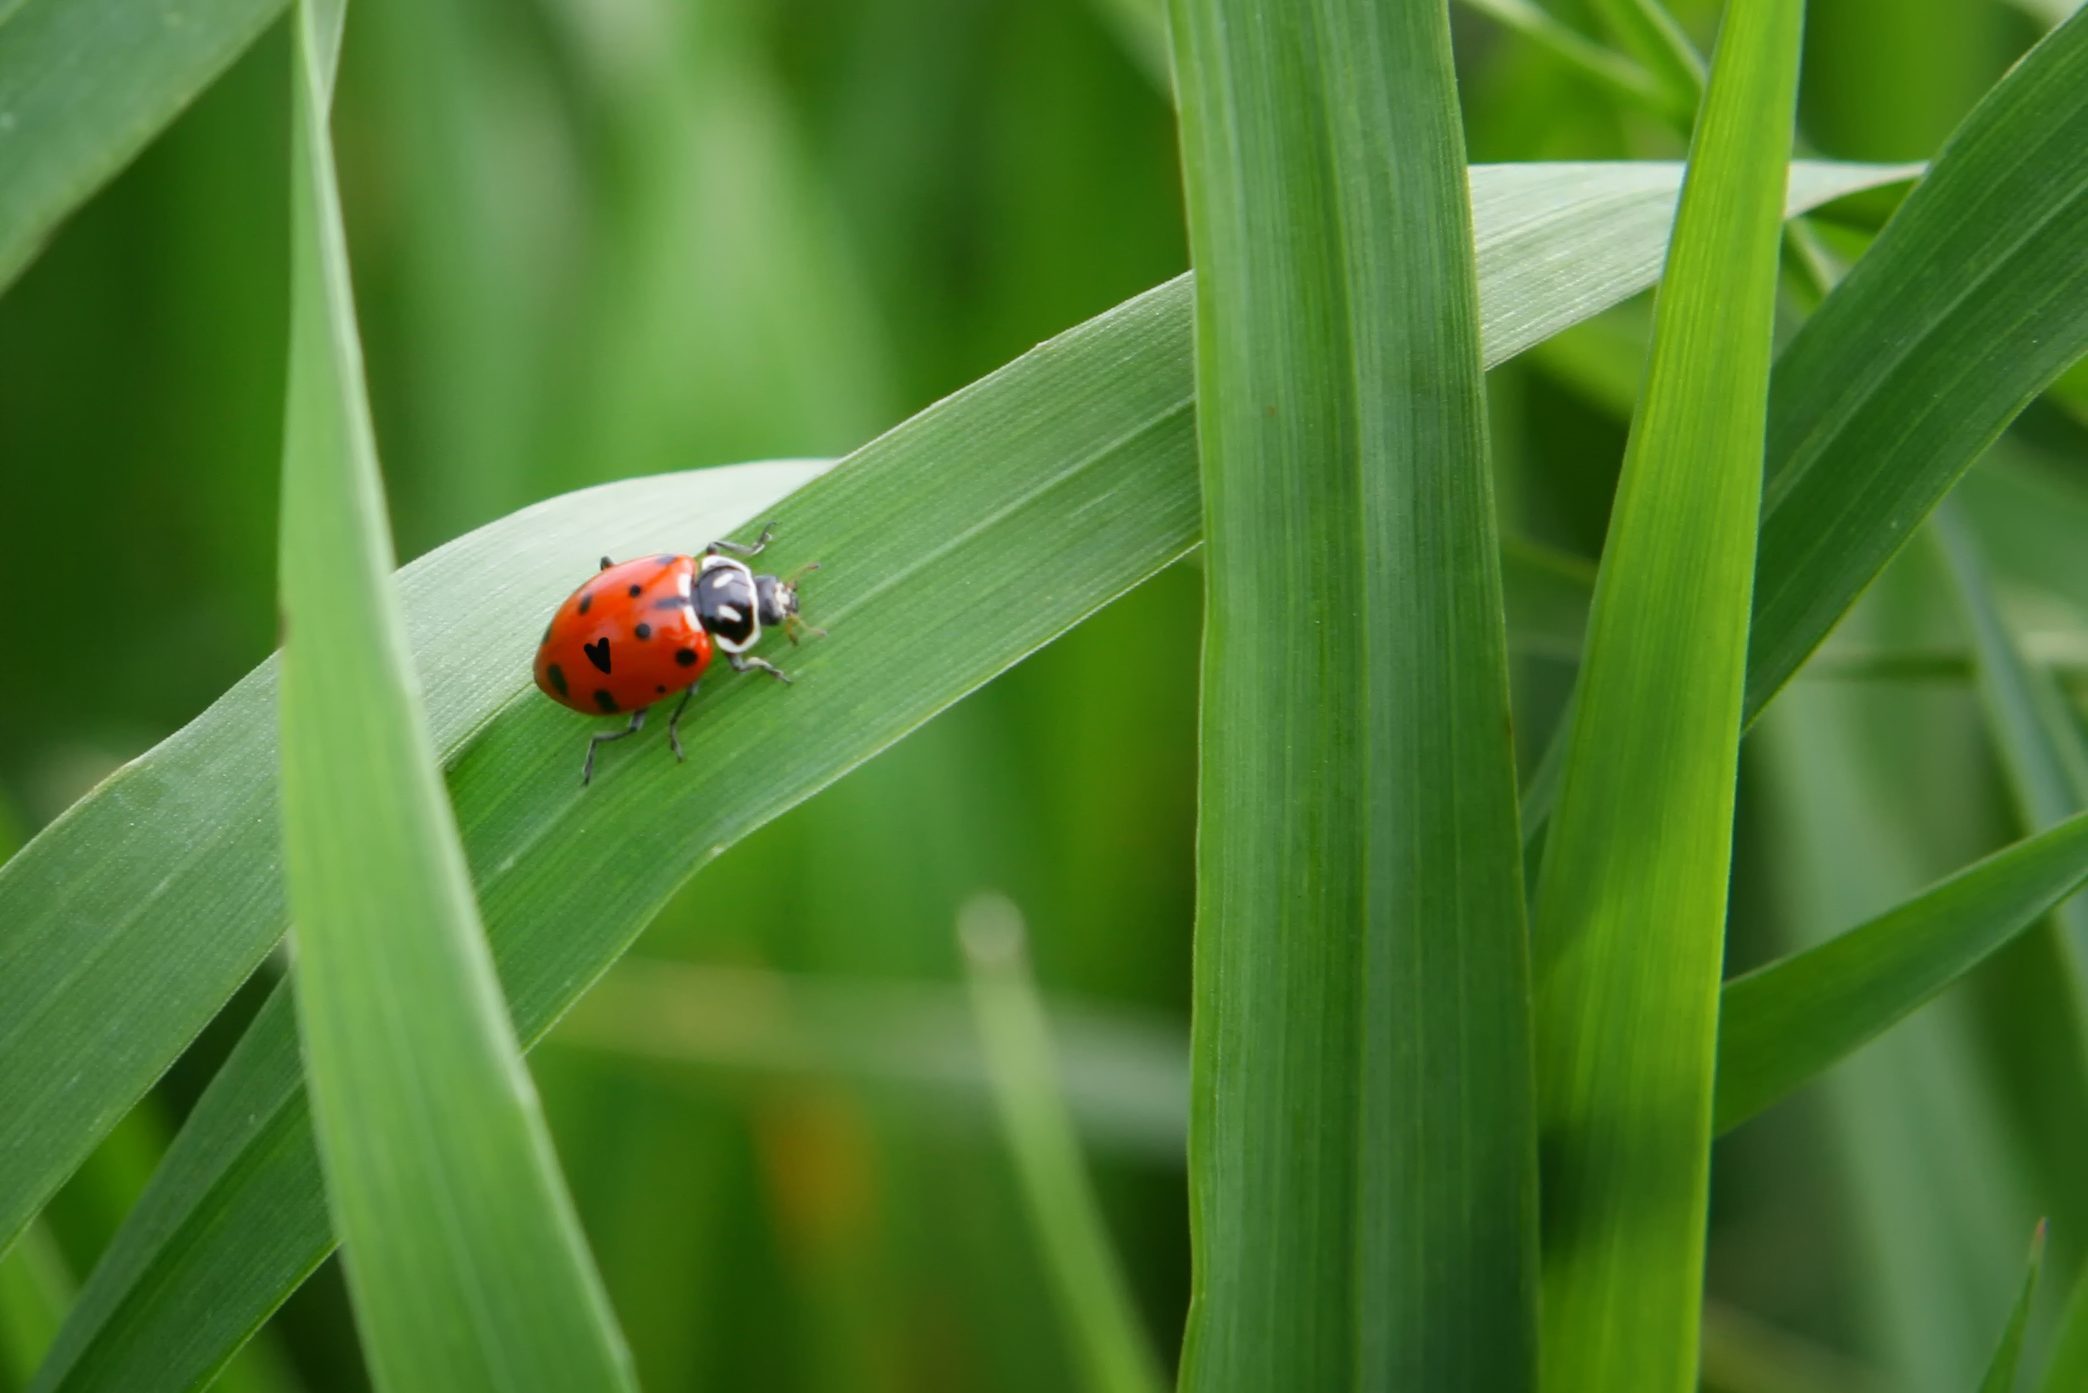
[1978,1223,2044,1393]
[1169,0,1534,1383]
[1459,0,1670,111]
[1746,9,2088,715]
[1937,507,2088,848]
[1531,0,1804,1384]
[1587,0,1705,107]
[14,163,1910,1393]
[958,896,1164,1393]
[1698,1302,1885,1393]
[0,0,282,288]
[1502,538,1596,662]
[0,1225,69,1388]
[556,959,1189,1163]
[275,4,632,1387]
[1714,812,2088,1133]
[2041,1252,2088,1393]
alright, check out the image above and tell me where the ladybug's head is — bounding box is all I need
[756,562,826,646]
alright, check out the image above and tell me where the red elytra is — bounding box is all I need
[535,554,714,717]
[533,525,821,783]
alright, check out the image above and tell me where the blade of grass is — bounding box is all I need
[1937,506,2088,849]
[0,0,282,288]
[1519,9,2088,832]
[1587,0,1706,108]
[1745,9,2088,716]
[1978,1223,2045,1393]
[1714,811,2088,1132]
[275,2,633,1386]
[1168,0,1534,1383]
[1459,0,1673,112]
[958,895,1164,1393]
[13,162,1911,1393]
[555,958,1189,1163]
[0,1225,69,1390]
[1530,0,1804,1384]
[2041,1253,2088,1393]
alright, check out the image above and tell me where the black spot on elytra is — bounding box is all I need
[675,647,699,667]
[546,664,568,697]
[584,637,612,674]
[594,689,619,713]
[655,684,667,695]
[578,591,592,614]
[634,622,652,640]
[628,584,642,597]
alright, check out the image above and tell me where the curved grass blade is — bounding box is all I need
[274,3,633,1386]
[959,896,1164,1393]
[1745,8,2088,716]
[1714,811,2088,1133]
[1168,0,1534,1382]
[1979,1223,2045,1393]
[1530,0,1804,1384]
[0,0,283,289]
[12,161,1910,1393]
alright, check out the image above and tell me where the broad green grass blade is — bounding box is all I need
[1714,812,2088,1132]
[958,896,1163,1393]
[0,0,282,289]
[1978,1224,2044,1393]
[1169,0,1533,1384]
[11,163,1908,1393]
[1746,9,2088,715]
[275,4,633,1387]
[1531,0,1804,1384]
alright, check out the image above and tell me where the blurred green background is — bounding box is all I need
[1,0,2082,1389]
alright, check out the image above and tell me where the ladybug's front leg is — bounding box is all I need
[582,708,647,785]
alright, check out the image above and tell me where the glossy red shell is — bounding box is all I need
[534,555,714,716]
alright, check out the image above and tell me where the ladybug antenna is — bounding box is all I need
[785,561,822,584]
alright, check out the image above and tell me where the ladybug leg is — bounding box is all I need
[666,683,698,763]
[704,521,776,559]
[728,652,791,685]
[581,708,648,785]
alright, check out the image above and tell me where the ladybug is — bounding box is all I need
[533,523,822,782]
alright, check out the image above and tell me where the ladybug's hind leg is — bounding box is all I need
[666,683,699,763]
[582,708,647,785]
